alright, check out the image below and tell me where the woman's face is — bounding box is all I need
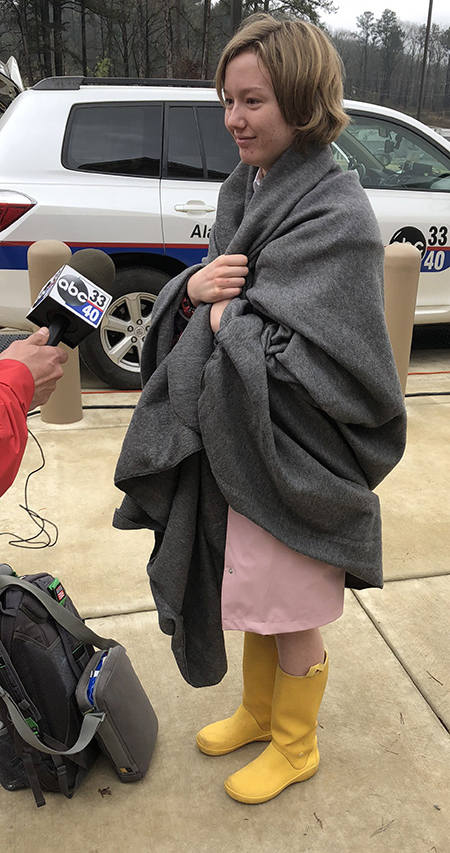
[223,50,296,174]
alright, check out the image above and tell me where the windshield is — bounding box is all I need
[334,113,450,192]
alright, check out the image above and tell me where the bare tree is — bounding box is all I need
[442,27,450,111]
[396,23,422,110]
[39,0,53,76]
[51,0,65,75]
[201,0,211,79]
[242,0,336,26]
[374,9,404,104]
[0,0,35,83]
[164,3,174,78]
[134,0,148,76]
[427,23,444,111]
[80,0,87,74]
[356,11,375,98]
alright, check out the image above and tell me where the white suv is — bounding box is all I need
[1,70,450,388]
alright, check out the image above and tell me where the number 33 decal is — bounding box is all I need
[428,226,448,246]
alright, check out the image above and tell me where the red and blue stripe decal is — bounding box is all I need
[0,242,208,271]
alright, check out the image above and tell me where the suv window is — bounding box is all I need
[63,103,162,177]
[333,113,450,191]
[166,105,203,179]
[165,104,239,181]
[197,106,240,179]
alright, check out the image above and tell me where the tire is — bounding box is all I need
[79,266,171,390]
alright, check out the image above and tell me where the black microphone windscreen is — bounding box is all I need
[70,249,116,290]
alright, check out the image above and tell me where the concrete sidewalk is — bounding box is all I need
[0,351,449,853]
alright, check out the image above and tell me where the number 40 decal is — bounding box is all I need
[423,251,446,271]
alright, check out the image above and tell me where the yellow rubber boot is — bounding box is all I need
[224,650,329,803]
[196,633,278,756]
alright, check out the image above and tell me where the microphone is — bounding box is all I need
[26,249,115,347]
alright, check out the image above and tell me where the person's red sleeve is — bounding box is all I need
[0,359,35,496]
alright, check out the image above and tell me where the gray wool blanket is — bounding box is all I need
[113,145,407,688]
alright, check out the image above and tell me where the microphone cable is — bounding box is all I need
[0,426,58,549]
[0,402,137,550]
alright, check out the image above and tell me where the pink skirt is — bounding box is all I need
[222,508,345,634]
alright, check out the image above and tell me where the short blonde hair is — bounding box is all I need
[215,13,349,154]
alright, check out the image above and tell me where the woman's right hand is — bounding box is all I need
[187,254,248,307]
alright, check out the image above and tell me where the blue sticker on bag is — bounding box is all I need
[86,652,108,707]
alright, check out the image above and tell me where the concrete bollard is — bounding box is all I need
[27,240,83,425]
[384,242,421,396]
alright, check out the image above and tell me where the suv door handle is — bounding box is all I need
[174,201,216,214]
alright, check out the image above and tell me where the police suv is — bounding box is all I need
[1,59,450,389]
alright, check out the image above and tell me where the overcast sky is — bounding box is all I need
[321,0,449,32]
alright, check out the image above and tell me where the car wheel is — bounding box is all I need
[79,266,171,389]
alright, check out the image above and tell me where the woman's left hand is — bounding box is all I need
[210,299,233,333]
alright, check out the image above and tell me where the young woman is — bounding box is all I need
[114,15,406,804]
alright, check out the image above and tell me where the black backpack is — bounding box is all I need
[0,567,100,806]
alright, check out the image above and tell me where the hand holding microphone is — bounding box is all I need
[0,328,68,409]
